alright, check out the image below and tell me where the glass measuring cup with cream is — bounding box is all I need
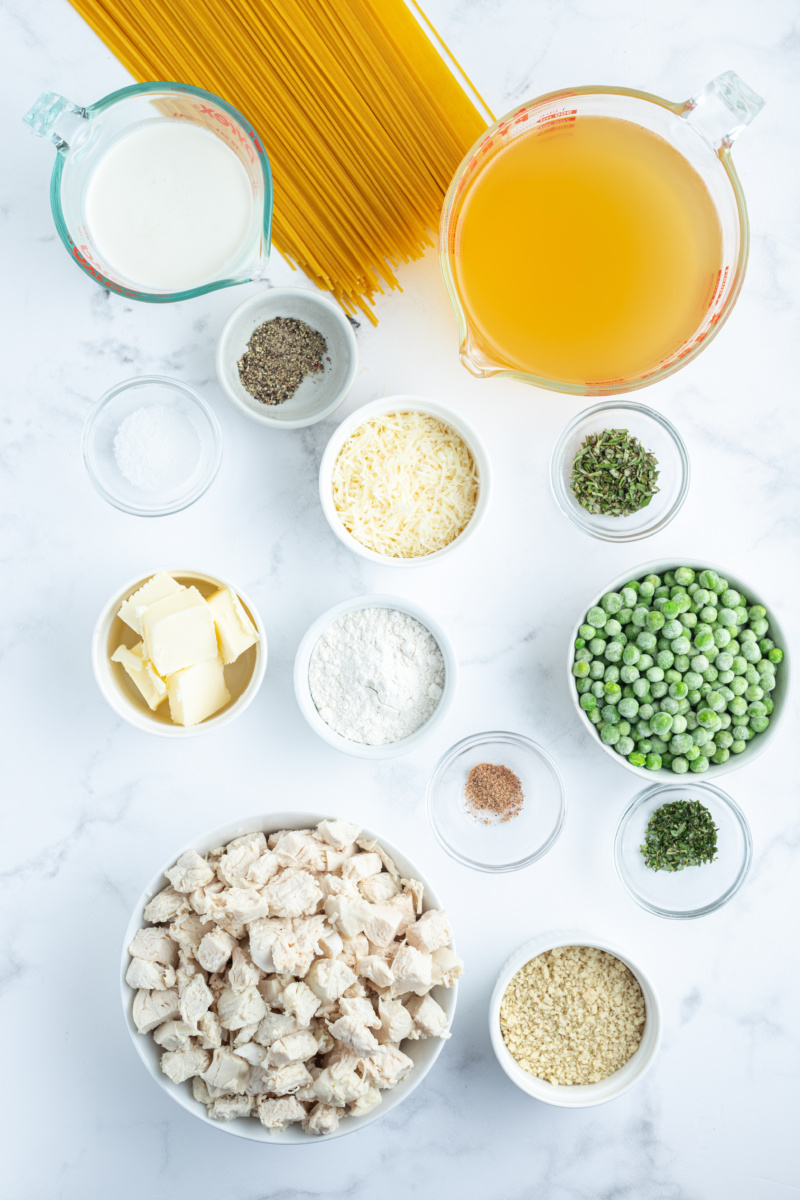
[24,83,272,302]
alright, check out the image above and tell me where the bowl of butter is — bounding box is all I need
[92,568,267,736]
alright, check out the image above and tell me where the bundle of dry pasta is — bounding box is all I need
[68,0,491,321]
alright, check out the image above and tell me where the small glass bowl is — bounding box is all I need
[426,732,566,873]
[550,401,689,542]
[614,781,752,919]
[82,376,222,516]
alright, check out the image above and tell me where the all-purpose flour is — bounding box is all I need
[309,607,445,745]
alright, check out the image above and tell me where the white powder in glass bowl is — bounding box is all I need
[309,607,445,744]
[113,404,201,492]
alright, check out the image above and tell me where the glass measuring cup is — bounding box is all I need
[23,82,273,303]
[440,72,764,395]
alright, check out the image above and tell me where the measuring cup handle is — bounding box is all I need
[681,71,765,149]
[23,92,89,150]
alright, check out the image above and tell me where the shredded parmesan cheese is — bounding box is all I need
[331,411,479,558]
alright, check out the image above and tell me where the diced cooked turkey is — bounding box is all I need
[168,912,215,958]
[327,1015,379,1057]
[340,997,381,1029]
[376,997,414,1045]
[209,1094,254,1121]
[153,1019,195,1052]
[264,1062,313,1096]
[197,1011,223,1050]
[165,849,215,893]
[254,1012,299,1047]
[143,886,187,924]
[133,988,180,1034]
[349,1085,383,1117]
[161,1046,211,1084]
[303,1102,341,1136]
[313,1064,368,1107]
[356,838,400,880]
[362,904,404,949]
[405,993,450,1039]
[188,880,226,918]
[357,955,395,990]
[362,1043,414,1090]
[359,873,400,904]
[125,957,176,991]
[317,923,343,960]
[222,887,271,924]
[245,851,279,887]
[196,926,236,974]
[215,832,267,887]
[227,946,263,992]
[405,909,454,955]
[324,894,372,939]
[263,869,322,919]
[272,830,328,873]
[339,933,370,970]
[234,1041,267,1066]
[270,1029,318,1065]
[316,819,361,851]
[341,852,383,884]
[217,985,267,1031]
[201,1047,250,1093]
[390,944,432,996]
[305,958,357,1003]
[257,1096,306,1131]
[128,927,179,968]
[179,974,214,1029]
[281,981,321,1027]
[248,917,292,973]
[430,947,464,988]
[233,1022,261,1046]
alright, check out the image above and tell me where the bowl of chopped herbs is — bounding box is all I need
[550,401,689,542]
[614,781,752,918]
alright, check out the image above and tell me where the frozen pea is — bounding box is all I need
[747,701,767,718]
[691,654,709,673]
[744,666,760,686]
[600,724,621,746]
[734,606,749,625]
[573,661,590,678]
[601,592,623,614]
[579,624,595,639]
[672,592,692,613]
[632,606,649,628]
[759,673,777,692]
[713,627,731,648]
[659,696,680,716]
[730,739,746,754]
[717,685,735,702]
[687,689,701,706]
[620,587,638,608]
[628,751,646,768]
[715,730,733,749]
[759,658,775,676]
[718,607,737,627]
[651,681,668,698]
[618,697,639,719]
[638,738,653,755]
[700,606,718,624]
[653,596,667,612]
[764,697,775,715]
[730,676,747,696]
[674,654,690,672]
[638,653,654,670]
[650,711,673,736]
[694,630,715,653]
[649,736,667,754]
[661,752,675,767]
[591,680,606,698]
[717,670,734,685]
[740,629,757,643]
[697,708,718,728]
[645,666,664,683]
[712,748,730,764]
[617,721,631,737]
[692,588,710,609]
[718,712,732,729]
[669,681,689,700]
[693,727,711,747]
[638,581,655,600]
[604,666,620,683]
[576,678,592,694]
[587,606,607,628]
[646,610,665,633]
[588,638,606,656]
[685,712,698,730]
[705,691,726,712]
[674,567,695,586]
[713,576,728,595]
[604,682,622,702]
[618,608,634,624]
[580,692,597,711]
[616,736,635,756]
[646,753,663,771]
[737,725,754,742]
[622,644,641,665]
[703,666,719,683]
[636,632,657,653]
[589,709,603,725]
[620,665,640,684]
[743,641,762,663]
[671,756,689,774]
[656,650,674,670]
[721,588,741,608]
[748,617,769,638]
[601,619,621,639]
[715,651,733,671]
[661,600,680,620]
[664,668,681,685]
[636,721,652,740]
[575,648,592,662]
[680,612,698,630]
[662,619,683,640]
[670,733,693,754]
[622,684,635,698]
[644,574,661,589]
[601,705,620,725]
[671,636,691,656]
[684,744,700,762]
[617,632,629,647]
[677,698,691,714]
[590,662,605,680]
[663,570,676,586]
[654,585,670,599]
[745,684,763,702]
[750,714,770,734]
[748,604,766,621]
[690,755,710,773]
[604,642,623,663]
[575,638,586,651]
[632,677,649,698]
[639,703,654,721]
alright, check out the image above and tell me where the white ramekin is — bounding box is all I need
[121,811,458,1143]
[567,558,790,782]
[489,931,662,1108]
[293,594,458,759]
[92,567,267,737]
[318,395,492,567]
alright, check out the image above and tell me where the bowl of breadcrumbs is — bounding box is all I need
[489,933,662,1107]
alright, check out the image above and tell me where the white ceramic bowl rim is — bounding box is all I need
[215,287,358,429]
[92,566,267,738]
[293,594,458,759]
[567,557,790,782]
[318,394,493,568]
[489,930,662,1108]
[121,811,458,1142]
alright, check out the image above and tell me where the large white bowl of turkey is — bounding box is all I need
[120,812,461,1142]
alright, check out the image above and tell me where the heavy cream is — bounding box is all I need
[84,120,253,291]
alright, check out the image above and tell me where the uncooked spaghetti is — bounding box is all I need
[68,0,492,321]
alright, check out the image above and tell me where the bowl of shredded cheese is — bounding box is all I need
[318,396,491,565]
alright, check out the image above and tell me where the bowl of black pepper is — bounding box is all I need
[426,731,566,873]
[550,400,690,542]
[216,287,358,428]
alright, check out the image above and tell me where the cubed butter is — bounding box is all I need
[118,572,184,634]
[142,587,218,677]
[111,641,168,711]
[167,657,231,727]
[206,587,259,665]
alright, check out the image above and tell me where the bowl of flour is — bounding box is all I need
[293,595,458,758]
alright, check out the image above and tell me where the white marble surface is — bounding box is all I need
[2,0,799,1196]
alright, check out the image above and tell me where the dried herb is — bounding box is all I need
[640,800,718,872]
[238,316,328,405]
[570,428,659,517]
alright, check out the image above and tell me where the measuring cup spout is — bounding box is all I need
[681,71,765,149]
[23,92,89,151]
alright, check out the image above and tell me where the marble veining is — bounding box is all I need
[1,0,799,1197]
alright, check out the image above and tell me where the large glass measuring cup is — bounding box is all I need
[24,82,273,303]
[440,72,764,395]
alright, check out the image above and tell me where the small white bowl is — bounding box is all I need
[318,395,492,567]
[92,567,267,737]
[216,287,358,428]
[567,558,790,782]
[293,594,458,759]
[121,811,458,1143]
[489,931,662,1108]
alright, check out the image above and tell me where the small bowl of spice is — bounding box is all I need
[216,287,358,428]
[293,594,457,759]
[550,400,689,542]
[614,780,752,918]
[82,376,222,517]
[489,933,662,1107]
[426,732,565,872]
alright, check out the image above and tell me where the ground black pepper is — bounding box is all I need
[237,316,328,405]
[465,762,525,825]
